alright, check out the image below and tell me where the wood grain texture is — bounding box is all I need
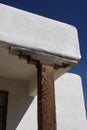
[37,64,57,130]
[9,46,77,68]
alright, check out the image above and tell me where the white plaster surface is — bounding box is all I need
[16,73,87,130]
[0,78,33,130]
[0,4,81,60]
[0,47,37,81]
[55,73,87,130]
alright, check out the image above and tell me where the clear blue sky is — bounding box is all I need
[0,0,87,117]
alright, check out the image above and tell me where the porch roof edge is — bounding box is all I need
[0,4,81,61]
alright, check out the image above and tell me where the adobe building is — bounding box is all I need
[0,4,86,130]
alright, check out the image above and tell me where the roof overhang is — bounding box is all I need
[0,4,81,81]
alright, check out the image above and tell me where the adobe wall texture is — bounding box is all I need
[0,78,33,130]
[16,73,87,130]
[0,73,86,130]
[0,4,81,60]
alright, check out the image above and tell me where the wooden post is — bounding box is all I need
[9,46,76,130]
[37,64,57,130]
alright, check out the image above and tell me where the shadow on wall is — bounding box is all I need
[0,78,34,130]
[16,96,37,130]
[14,97,34,130]
[81,78,87,119]
[7,94,34,130]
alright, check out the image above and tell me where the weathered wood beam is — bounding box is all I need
[9,45,78,130]
[37,64,57,130]
[9,46,77,68]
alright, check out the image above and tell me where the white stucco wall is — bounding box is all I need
[0,3,83,130]
[0,73,86,130]
[0,78,33,130]
[16,73,87,130]
[55,73,87,130]
[0,4,81,60]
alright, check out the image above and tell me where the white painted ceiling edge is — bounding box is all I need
[0,4,81,60]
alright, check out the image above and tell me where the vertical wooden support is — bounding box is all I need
[37,64,57,130]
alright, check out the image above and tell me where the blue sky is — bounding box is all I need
[0,0,87,117]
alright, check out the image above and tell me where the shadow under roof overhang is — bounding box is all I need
[0,4,81,80]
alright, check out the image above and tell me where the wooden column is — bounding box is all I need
[37,64,57,130]
[9,46,75,130]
